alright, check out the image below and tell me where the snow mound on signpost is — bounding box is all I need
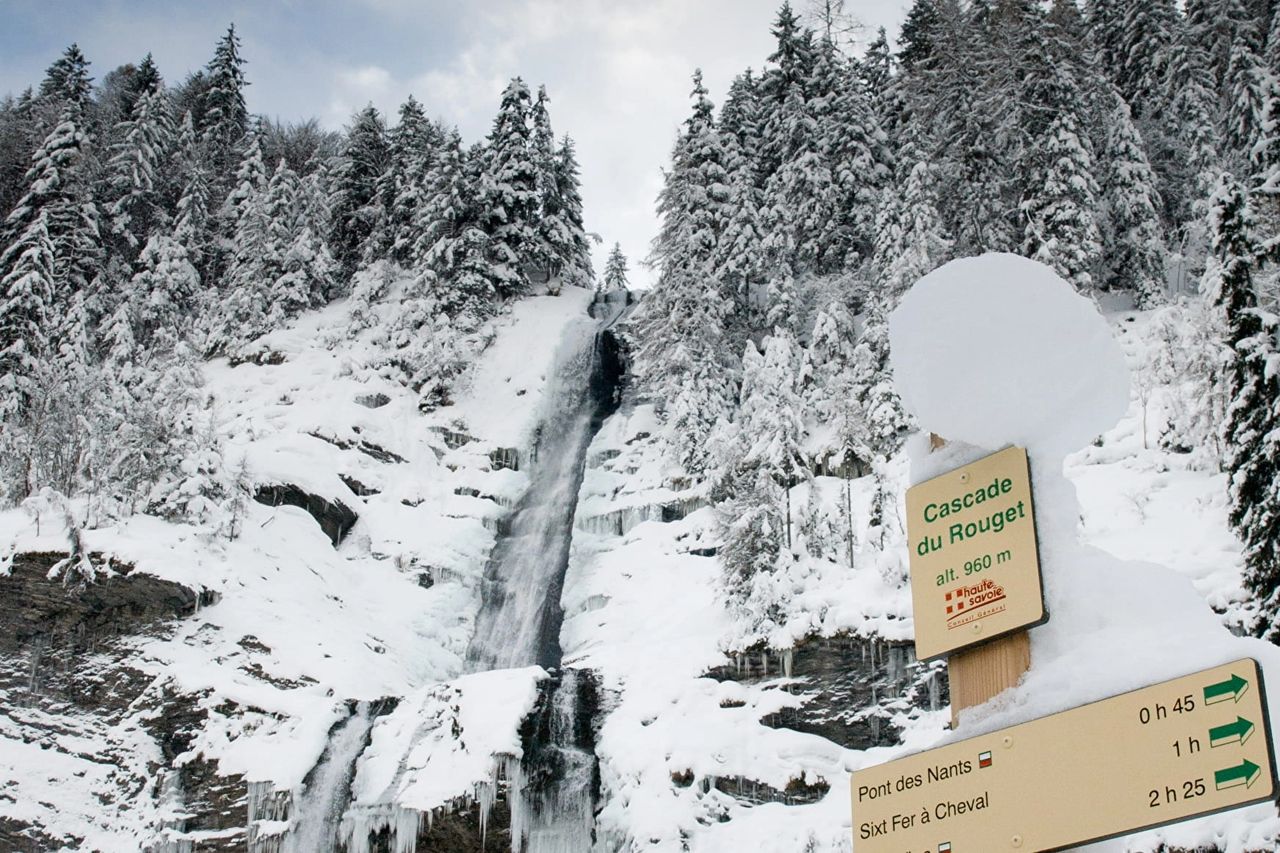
[888,253,1129,460]
[883,254,1280,852]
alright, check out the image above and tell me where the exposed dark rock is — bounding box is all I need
[228,348,287,367]
[307,431,409,464]
[0,553,243,852]
[708,634,944,751]
[437,426,477,450]
[712,774,830,806]
[489,447,520,471]
[355,392,391,409]
[0,552,210,653]
[0,817,69,852]
[417,571,434,589]
[341,474,379,497]
[254,483,358,545]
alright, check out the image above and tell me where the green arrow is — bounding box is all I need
[1204,674,1250,705]
[1214,759,1261,791]
[1210,716,1256,747]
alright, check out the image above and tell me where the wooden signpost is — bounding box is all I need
[852,439,1279,851]
[909,443,1042,727]
[850,659,1278,852]
[905,445,1046,663]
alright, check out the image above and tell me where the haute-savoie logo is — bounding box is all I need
[945,578,1007,628]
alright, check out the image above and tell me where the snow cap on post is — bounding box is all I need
[888,253,1129,459]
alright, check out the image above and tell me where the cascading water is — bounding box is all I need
[467,295,625,852]
[282,702,373,853]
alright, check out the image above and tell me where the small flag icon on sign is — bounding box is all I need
[978,751,992,769]
[938,843,952,852]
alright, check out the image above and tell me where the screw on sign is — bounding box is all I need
[850,660,1278,852]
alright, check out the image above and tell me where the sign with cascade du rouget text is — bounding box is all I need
[850,658,1278,853]
[905,446,1047,660]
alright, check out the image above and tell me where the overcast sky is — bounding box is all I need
[1,0,911,286]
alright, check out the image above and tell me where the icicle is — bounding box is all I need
[782,648,793,680]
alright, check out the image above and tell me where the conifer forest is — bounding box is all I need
[4,1,1280,851]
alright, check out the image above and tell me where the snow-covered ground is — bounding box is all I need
[2,271,1277,852]
[0,283,594,850]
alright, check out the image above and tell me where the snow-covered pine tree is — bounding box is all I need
[600,243,628,293]
[899,0,943,72]
[174,162,213,280]
[105,85,175,258]
[1021,106,1102,292]
[539,135,594,291]
[1,103,102,361]
[1102,93,1168,306]
[0,210,55,424]
[716,73,765,330]
[1163,30,1226,233]
[637,70,736,475]
[330,105,390,280]
[1209,176,1280,640]
[260,158,313,323]
[759,2,816,177]
[759,80,833,310]
[480,78,540,296]
[205,137,269,353]
[1187,0,1258,94]
[201,25,249,175]
[873,139,952,302]
[38,44,94,113]
[716,330,810,636]
[817,39,886,271]
[1116,0,1179,119]
[120,232,200,352]
[413,128,495,319]
[852,308,911,458]
[385,97,437,266]
[1225,39,1276,175]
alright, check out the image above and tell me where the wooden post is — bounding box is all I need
[948,631,1031,729]
[928,435,1032,729]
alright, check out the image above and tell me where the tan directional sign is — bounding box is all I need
[905,446,1046,660]
[850,659,1277,853]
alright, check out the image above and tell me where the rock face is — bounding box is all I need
[708,634,944,751]
[254,483,359,544]
[0,553,231,852]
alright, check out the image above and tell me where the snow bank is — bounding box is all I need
[889,253,1130,459]
[883,254,1280,852]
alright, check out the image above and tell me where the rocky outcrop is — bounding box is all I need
[0,553,222,852]
[0,552,212,654]
[708,634,943,750]
[254,484,358,545]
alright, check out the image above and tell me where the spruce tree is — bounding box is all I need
[413,129,494,318]
[1116,0,1179,117]
[1102,94,1168,306]
[601,243,629,293]
[1211,176,1280,640]
[105,86,175,256]
[1022,107,1102,291]
[480,78,540,296]
[201,25,249,173]
[875,155,951,301]
[0,210,55,420]
[329,105,390,279]
[638,70,736,475]
[540,135,593,290]
[385,97,437,265]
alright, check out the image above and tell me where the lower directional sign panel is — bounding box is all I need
[851,659,1277,852]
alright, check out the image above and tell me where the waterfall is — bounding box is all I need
[466,296,625,852]
[512,668,597,853]
[467,300,623,671]
[282,702,373,853]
